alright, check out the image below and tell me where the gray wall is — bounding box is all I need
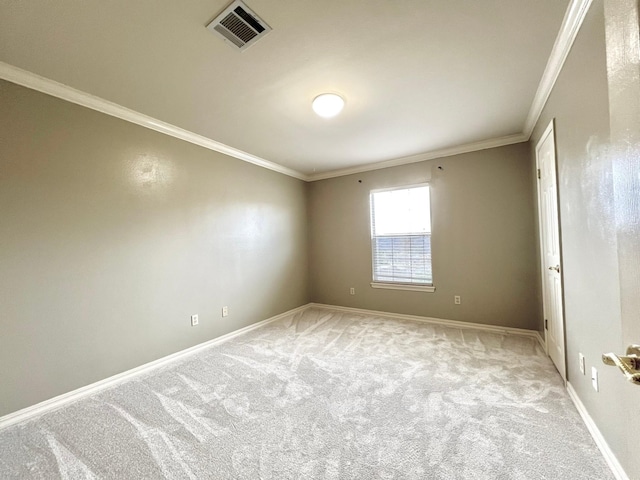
[529,0,630,473]
[0,80,310,417]
[309,143,540,330]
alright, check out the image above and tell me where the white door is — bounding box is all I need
[604,0,640,471]
[536,120,566,380]
[611,110,640,477]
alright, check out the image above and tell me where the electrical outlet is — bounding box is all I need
[350,287,355,295]
[454,295,461,305]
[591,367,599,392]
[579,353,585,375]
[222,306,228,317]
[191,314,199,326]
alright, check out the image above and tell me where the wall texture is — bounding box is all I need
[309,143,539,330]
[529,0,630,474]
[0,80,310,417]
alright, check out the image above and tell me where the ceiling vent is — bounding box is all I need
[206,0,271,51]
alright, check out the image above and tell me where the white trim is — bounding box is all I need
[534,331,546,351]
[370,282,435,293]
[566,383,629,480]
[0,303,310,431]
[307,133,528,182]
[310,303,541,340]
[0,61,527,184]
[0,0,593,184]
[523,0,594,137]
[535,119,567,381]
[535,120,553,361]
[0,62,307,181]
[0,299,623,480]
[314,0,598,185]
[0,64,526,183]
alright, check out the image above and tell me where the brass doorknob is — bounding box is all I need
[602,345,640,385]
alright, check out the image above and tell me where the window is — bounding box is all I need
[370,184,434,292]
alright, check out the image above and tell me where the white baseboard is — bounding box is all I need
[316,304,624,478]
[566,382,628,480]
[0,303,310,431]
[310,303,541,341]
[0,302,543,431]
[4,299,620,480]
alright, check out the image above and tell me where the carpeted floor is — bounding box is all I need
[0,307,613,479]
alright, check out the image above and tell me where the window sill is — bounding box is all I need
[370,282,435,293]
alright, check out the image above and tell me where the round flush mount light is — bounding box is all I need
[312,93,345,118]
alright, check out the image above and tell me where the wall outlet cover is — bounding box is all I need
[191,314,199,326]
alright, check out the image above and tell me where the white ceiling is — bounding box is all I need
[0,0,570,177]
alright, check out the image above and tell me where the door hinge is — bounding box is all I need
[545,319,548,330]
[537,168,541,179]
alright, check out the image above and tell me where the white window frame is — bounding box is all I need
[369,183,435,293]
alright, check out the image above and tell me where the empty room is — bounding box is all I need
[0,0,638,478]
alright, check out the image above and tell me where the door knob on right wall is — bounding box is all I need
[602,345,640,385]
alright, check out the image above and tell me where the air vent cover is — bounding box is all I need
[206,0,271,51]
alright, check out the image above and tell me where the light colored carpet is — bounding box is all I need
[0,307,613,479]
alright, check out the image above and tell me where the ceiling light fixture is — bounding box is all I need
[312,93,345,118]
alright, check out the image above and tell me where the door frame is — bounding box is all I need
[535,119,567,380]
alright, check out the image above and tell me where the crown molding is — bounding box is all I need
[0,62,527,184]
[0,61,307,181]
[309,0,592,181]
[307,133,528,181]
[523,0,593,137]
[1,0,591,185]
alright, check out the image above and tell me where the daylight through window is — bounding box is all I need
[370,185,432,287]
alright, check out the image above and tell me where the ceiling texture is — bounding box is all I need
[0,0,572,179]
